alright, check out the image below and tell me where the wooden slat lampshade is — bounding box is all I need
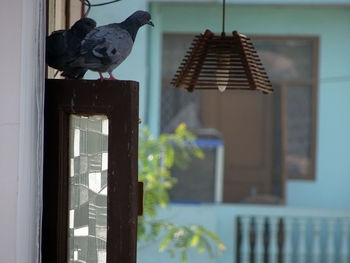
[171,29,273,94]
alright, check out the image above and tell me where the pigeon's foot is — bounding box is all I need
[97,72,118,81]
[98,72,105,80]
[106,72,118,80]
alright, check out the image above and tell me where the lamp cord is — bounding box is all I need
[221,0,226,36]
[81,0,122,17]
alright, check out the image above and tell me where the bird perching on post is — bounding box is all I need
[46,17,97,79]
[171,0,273,94]
[46,10,154,80]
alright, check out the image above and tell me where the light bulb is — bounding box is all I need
[216,51,230,92]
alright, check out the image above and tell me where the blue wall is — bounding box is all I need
[148,3,350,208]
[86,2,350,263]
[85,0,350,209]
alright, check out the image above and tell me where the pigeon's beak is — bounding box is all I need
[148,20,154,27]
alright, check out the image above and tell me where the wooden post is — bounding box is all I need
[42,79,139,263]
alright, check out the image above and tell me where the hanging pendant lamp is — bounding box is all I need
[171,0,273,94]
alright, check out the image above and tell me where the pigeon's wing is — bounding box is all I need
[69,27,109,68]
[46,19,96,79]
[69,17,96,39]
[80,27,109,55]
[61,67,88,79]
[77,25,133,70]
[46,30,69,69]
[46,30,67,55]
[94,26,133,65]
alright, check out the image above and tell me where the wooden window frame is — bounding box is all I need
[46,0,84,79]
[251,35,319,181]
[47,0,84,31]
[42,79,139,263]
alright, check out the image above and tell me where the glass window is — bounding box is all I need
[252,37,318,179]
[253,39,314,81]
[68,115,109,263]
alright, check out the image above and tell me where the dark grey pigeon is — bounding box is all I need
[46,17,96,79]
[70,10,154,80]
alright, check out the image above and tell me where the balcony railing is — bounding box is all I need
[233,206,350,263]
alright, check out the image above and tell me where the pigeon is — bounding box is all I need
[46,17,97,79]
[69,10,154,80]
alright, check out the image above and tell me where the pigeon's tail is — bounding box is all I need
[61,67,88,79]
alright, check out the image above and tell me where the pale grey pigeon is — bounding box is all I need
[46,17,97,79]
[70,10,154,80]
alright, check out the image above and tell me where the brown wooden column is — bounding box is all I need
[42,79,139,263]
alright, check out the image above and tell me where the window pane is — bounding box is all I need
[285,86,313,177]
[252,37,317,180]
[161,34,201,133]
[253,38,314,81]
[68,115,109,263]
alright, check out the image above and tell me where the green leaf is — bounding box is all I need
[195,149,205,159]
[138,124,225,260]
[198,236,213,258]
[164,146,175,168]
[159,229,176,251]
[190,234,199,247]
[199,226,221,243]
[175,122,187,134]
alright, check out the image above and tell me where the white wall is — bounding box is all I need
[0,0,45,262]
[0,0,22,261]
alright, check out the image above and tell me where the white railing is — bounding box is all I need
[232,206,350,263]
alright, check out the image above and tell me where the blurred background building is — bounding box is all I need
[1,0,350,262]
